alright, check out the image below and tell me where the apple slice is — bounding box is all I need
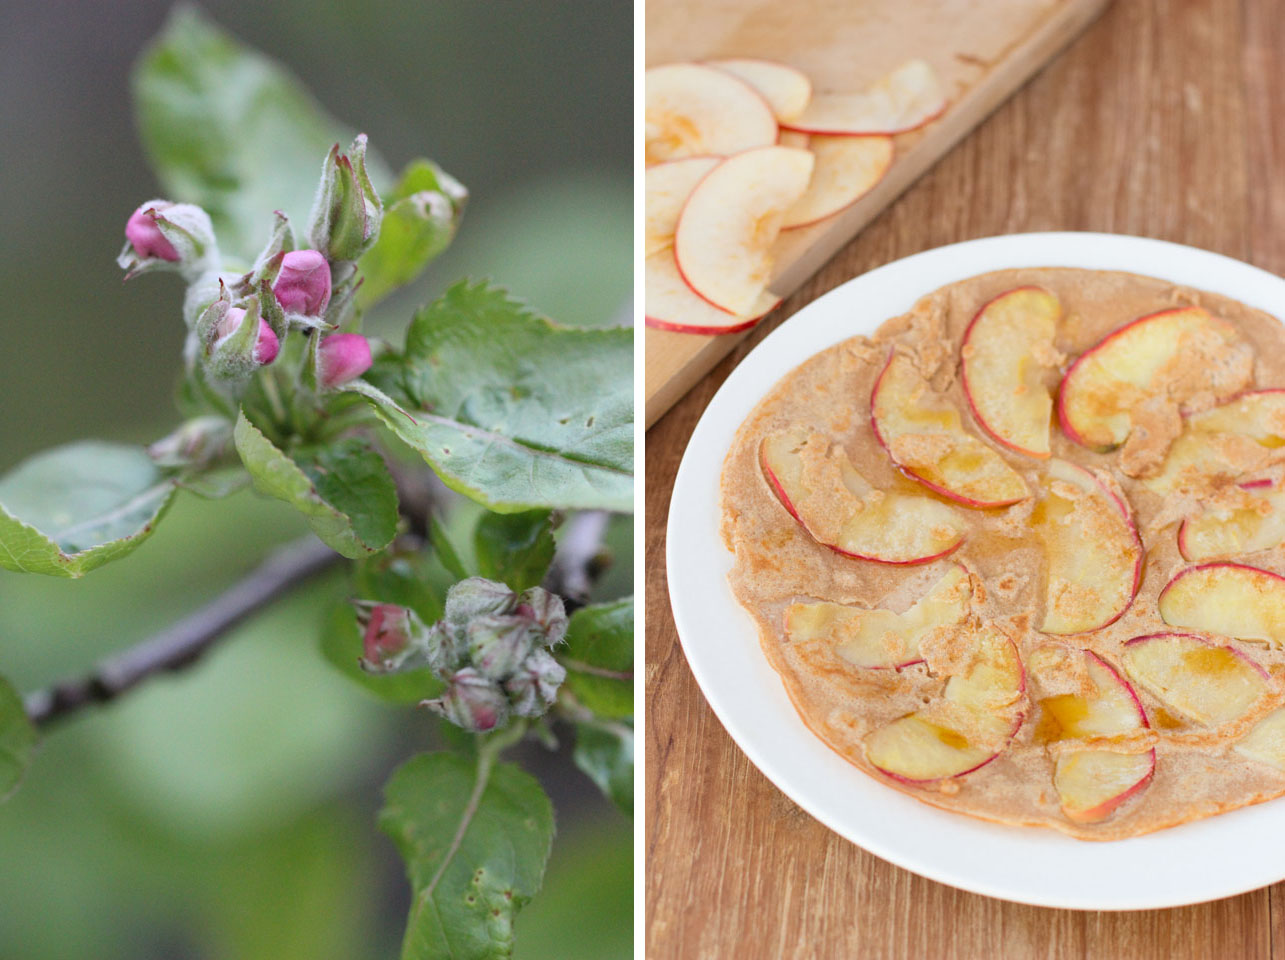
[1178,479,1285,561]
[760,427,965,565]
[1057,306,1252,455]
[1157,562,1285,646]
[674,146,814,316]
[865,624,1024,782]
[706,58,812,122]
[870,352,1028,508]
[644,251,779,335]
[1032,459,1143,634]
[781,135,893,229]
[777,130,810,149]
[784,564,970,668]
[1235,708,1285,770]
[1147,390,1285,495]
[1033,650,1148,741]
[645,157,720,257]
[645,63,778,164]
[783,59,946,135]
[1054,749,1156,824]
[960,287,1063,458]
[1121,632,1270,726]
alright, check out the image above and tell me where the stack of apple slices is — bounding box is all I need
[644,57,945,335]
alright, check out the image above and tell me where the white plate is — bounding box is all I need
[665,232,1285,910]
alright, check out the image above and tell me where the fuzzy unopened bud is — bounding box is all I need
[359,603,415,670]
[317,333,371,387]
[444,578,517,625]
[516,587,568,647]
[467,614,537,681]
[307,135,383,261]
[125,205,179,261]
[273,249,332,316]
[213,307,280,366]
[504,649,566,718]
[424,667,509,732]
[118,200,217,280]
[148,416,233,468]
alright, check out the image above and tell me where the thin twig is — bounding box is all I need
[24,537,341,729]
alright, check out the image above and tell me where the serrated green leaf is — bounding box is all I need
[233,411,398,559]
[358,159,467,310]
[318,604,442,706]
[132,4,390,259]
[0,442,176,578]
[0,675,36,801]
[365,281,632,513]
[561,598,633,718]
[380,752,555,960]
[573,721,632,816]
[473,510,555,592]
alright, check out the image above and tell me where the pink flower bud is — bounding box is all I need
[317,333,372,387]
[361,603,414,667]
[272,249,332,316]
[214,307,280,365]
[125,204,180,261]
[424,667,510,732]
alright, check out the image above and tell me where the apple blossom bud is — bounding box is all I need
[423,667,510,732]
[273,249,332,316]
[126,205,179,261]
[213,307,280,365]
[359,603,415,669]
[467,614,538,681]
[317,333,372,388]
[117,200,218,280]
[307,135,384,262]
[444,577,517,626]
[147,416,233,468]
[504,649,566,718]
[516,587,568,647]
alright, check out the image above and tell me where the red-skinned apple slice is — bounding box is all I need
[1236,708,1285,770]
[782,59,946,136]
[784,565,970,668]
[1178,478,1285,560]
[870,352,1029,508]
[781,134,893,229]
[645,63,778,164]
[706,58,812,122]
[1054,750,1156,824]
[644,251,778,335]
[645,156,720,257]
[865,624,1024,782]
[1157,562,1285,646]
[960,287,1063,458]
[1122,632,1270,726]
[674,146,814,316]
[1057,306,1252,453]
[1032,459,1143,634]
[1148,390,1285,495]
[760,427,965,565]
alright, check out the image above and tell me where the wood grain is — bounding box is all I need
[645,0,1285,956]
[644,0,1112,427]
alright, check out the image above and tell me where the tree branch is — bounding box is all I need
[24,536,341,729]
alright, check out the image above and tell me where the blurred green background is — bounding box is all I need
[0,2,632,958]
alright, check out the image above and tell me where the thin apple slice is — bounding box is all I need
[783,59,945,135]
[1235,708,1285,770]
[865,714,1000,782]
[960,287,1063,458]
[1179,479,1285,560]
[1147,391,1285,495]
[645,157,720,257]
[777,130,810,149]
[1121,632,1270,726]
[1032,459,1143,635]
[645,63,778,164]
[1157,562,1285,646]
[644,251,778,336]
[784,565,970,668]
[1057,306,1252,459]
[781,135,892,228]
[1033,650,1148,741]
[1054,749,1156,824]
[870,352,1028,508]
[674,146,814,316]
[942,625,1026,727]
[760,427,965,565]
[706,58,812,122]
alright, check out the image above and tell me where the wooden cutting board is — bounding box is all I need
[644,0,1112,428]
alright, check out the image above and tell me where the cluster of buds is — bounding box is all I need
[354,577,569,733]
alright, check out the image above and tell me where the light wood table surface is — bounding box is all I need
[645,0,1285,956]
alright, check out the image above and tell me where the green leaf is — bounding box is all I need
[318,604,441,706]
[358,160,467,310]
[0,442,176,578]
[132,5,391,259]
[0,675,36,801]
[474,510,555,592]
[365,281,633,513]
[428,515,470,581]
[380,752,555,960]
[352,547,452,625]
[561,598,633,718]
[573,721,632,816]
[233,411,398,558]
[177,465,250,500]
